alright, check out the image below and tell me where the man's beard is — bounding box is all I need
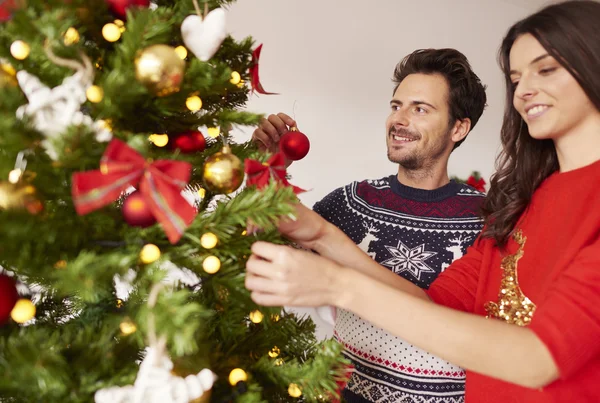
[387,126,450,171]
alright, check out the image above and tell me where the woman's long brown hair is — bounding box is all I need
[481,0,600,248]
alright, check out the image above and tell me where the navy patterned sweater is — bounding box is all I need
[313,175,484,403]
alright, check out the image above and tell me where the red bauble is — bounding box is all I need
[0,274,19,324]
[105,0,150,18]
[122,191,156,228]
[171,131,207,154]
[280,129,310,161]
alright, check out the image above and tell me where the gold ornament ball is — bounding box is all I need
[200,232,218,249]
[11,299,36,323]
[120,318,137,335]
[268,346,280,358]
[288,383,302,398]
[186,95,203,112]
[102,23,122,42]
[0,181,43,215]
[63,27,80,46]
[135,44,185,97]
[175,45,188,60]
[10,40,30,60]
[140,243,161,264]
[230,71,241,85]
[86,85,104,103]
[202,255,221,274]
[0,64,17,88]
[228,368,248,386]
[202,145,243,194]
[249,310,263,324]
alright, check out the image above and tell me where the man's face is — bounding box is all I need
[386,73,455,170]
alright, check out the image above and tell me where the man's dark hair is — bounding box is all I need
[393,48,487,149]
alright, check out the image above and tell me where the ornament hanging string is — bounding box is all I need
[146,283,167,355]
[43,44,94,84]
[192,0,208,18]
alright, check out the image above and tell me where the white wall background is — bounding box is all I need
[226,0,551,339]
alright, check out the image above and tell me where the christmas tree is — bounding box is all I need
[0,1,348,401]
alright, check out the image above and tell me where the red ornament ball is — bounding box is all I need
[105,0,150,18]
[280,129,310,161]
[171,131,207,154]
[0,273,19,324]
[122,191,156,228]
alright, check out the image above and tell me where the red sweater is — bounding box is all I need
[427,159,600,402]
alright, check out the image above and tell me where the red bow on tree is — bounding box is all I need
[0,0,17,21]
[244,153,305,194]
[249,44,278,95]
[71,139,197,244]
[466,172,486,192]
[328,362,354,403]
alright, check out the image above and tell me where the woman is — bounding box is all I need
[244,1,600,401]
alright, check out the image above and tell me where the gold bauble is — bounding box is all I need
[202,145,243,194]
[0,181,43,214]
[134,45,185,97]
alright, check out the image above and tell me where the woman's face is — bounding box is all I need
[509,33,598,141]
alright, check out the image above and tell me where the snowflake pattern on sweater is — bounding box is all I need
[313,175,484,403]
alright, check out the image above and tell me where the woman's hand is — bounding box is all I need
[245,241,344,307]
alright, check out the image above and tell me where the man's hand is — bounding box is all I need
[252,112,297,166]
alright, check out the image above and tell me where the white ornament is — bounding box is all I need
[94,347,216,403]
[15,70,112,160]
[181,8,227,62]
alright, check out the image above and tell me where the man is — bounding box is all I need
[252,48,487,403]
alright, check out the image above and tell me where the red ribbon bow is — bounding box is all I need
[71,139,197,244]
[249,44,278,95]
[466,175,486,192]
[244,153,305,194]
